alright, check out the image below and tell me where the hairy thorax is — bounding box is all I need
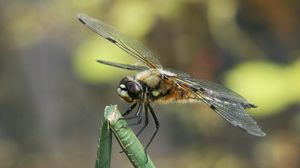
[135,69,198,104]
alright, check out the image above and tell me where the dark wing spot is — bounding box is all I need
[107,37,117,43]
[242,103,258,109]
[78,18,86,25]
[190,87,198,92]
[199,88,205,92]
[210,105,216,110]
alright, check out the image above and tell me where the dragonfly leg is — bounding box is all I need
[136,105,149,137]
[127,104,145,126]
[123,103,142,120]
[122,103,137,116]
[118,104,141,129]
[145,103,159,151]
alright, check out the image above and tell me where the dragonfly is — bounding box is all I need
[77,13,265,150]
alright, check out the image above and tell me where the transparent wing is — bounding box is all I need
[96,59,148,71]
[78,13,162,69]
[170,72,265,136]
[176,72,252,106]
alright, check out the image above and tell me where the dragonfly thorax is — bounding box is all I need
[117,76,143,103]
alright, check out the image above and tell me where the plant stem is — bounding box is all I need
[95,116,112,168]
[104,105,156,168]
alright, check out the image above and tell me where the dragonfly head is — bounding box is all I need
[117,76,143,103]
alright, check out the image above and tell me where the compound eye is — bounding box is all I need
[119,77,129,85]
[127,82,142,98]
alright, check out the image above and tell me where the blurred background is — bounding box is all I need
[1,0,300,167]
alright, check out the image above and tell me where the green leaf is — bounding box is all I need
[95,118,112,168]
[104,105,156,168]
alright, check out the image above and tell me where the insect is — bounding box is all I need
[77,13,265,150]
